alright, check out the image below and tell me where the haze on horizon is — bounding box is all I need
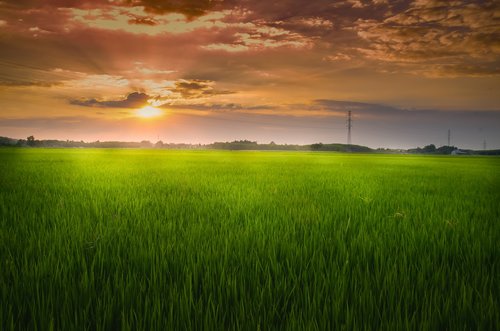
[0,0,499,149]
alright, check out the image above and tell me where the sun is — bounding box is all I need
[135,106,163,118]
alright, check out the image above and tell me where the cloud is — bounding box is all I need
[67,7,232,35]
[323,53,352,62]
[1,0,218,18]
[203,26,314,52]
[168,79,234,99]
[161,102,274,111]
[124,64,176,79]
[292,17,334,28]
[354,0,500,76]
[0,0,499,125]
[126,0,220,18]
[312,99,500,121]
[64,6,315,52]
[67,78,234,109]
[0,0,108,9]
[0,80,62,88]
[64,73,130,89]
[0,63,78,89]
[70,92,150,108]
[312,99,405,118]
[128,16,158,26]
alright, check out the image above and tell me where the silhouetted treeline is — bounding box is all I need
[2,136,499,154]
[0,136,17,146]
[475,150,500,155]
[407,144,500,155]
[408,144,458,154]
[2,136,369,152]
[2,137,199,149]
[310,143,372,153]
[207,140,306,151]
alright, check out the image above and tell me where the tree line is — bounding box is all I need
[1,136,498,154]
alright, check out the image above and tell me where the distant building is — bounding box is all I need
[451,149,467,155]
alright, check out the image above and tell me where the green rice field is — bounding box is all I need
[1,148,499,330]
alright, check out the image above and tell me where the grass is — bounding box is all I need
[0,148,499,330]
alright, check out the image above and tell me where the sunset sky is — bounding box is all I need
[0,0,499,149]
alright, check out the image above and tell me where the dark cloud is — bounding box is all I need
[3,0,496,77]
[161,102,274,111]
[0,80,62,88]
[0,0,110,9]
[222,0,395,22]
[175,80,207,91]
[313,99,400,115]
[312,99,500,121]
[128,16,158,26]
[70,92,150,108]
[126,0,218,18]
[67,80,233,109]
[216,0,499,76]
[0,0,217,19]
[169,79,234,99]
[354,0,500,76]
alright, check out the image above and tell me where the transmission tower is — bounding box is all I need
[347,110,352,147]
[483,139,487,150]
[447,129,451,146]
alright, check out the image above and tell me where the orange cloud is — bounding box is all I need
[354,0,500,76]
[70,91,150,108]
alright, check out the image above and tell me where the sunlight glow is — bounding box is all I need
[136,106,163,118]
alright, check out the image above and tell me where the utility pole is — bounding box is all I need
[447,129,451,146]
[347,110,352,147]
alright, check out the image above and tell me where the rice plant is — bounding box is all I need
[1,148,498,330]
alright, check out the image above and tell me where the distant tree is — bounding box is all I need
[155,140,164,148]
[422,144,436,153]
[140,140,152,148]
[436,145,457,154]
[311,143,323,151]
[27,135,35,147]
[0,136,16,146]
